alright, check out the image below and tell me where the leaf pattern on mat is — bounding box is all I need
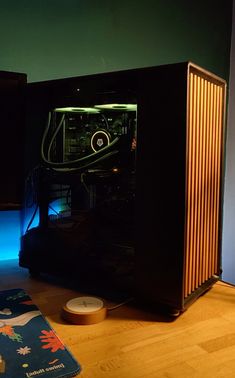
[0,325,23,342]
[39,330,65,352]
[20,300,34,306]
[6,291,26,301]
[0,325,14,336]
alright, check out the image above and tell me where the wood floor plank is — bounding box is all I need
[1,259,235,377]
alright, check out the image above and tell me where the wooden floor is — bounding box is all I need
[1,259,235,377]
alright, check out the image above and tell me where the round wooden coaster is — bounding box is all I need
[61,296,107,325]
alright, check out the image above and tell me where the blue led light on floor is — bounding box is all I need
[0,211,21,261]
[0,200,65,261]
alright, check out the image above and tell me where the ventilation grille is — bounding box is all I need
[184,68,225,298]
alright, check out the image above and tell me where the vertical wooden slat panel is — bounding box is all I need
[196,76,202,288]
[184,72,194,297]
[189,72,195,296]
[209,83,214,278]
[207,81,212,278]
[213,85,219,273]
[211,82,216,277]
[214,86,223,272]
[204,79,210,282]
[202,79,207,284]
[191,73,197,293]
[184,66,225,300]
[198,78,204,287]
[211,83,217,274]
[195,75,200,289]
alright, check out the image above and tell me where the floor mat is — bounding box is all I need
[0,288,81,377]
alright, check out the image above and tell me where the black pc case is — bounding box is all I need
[19,62,227,314]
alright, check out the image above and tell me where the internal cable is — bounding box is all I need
[47,149,119,173]
[25,204,39,233]
[47,113,65,161]
[81,172,90,194]
[107,297,134,311]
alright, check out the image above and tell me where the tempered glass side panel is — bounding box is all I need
[22,98,137,292]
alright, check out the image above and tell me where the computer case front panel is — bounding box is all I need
[135,63,226,312]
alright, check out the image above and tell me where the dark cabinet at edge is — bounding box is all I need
[0,71,27,208]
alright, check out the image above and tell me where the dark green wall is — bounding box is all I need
[0,0,232,82]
